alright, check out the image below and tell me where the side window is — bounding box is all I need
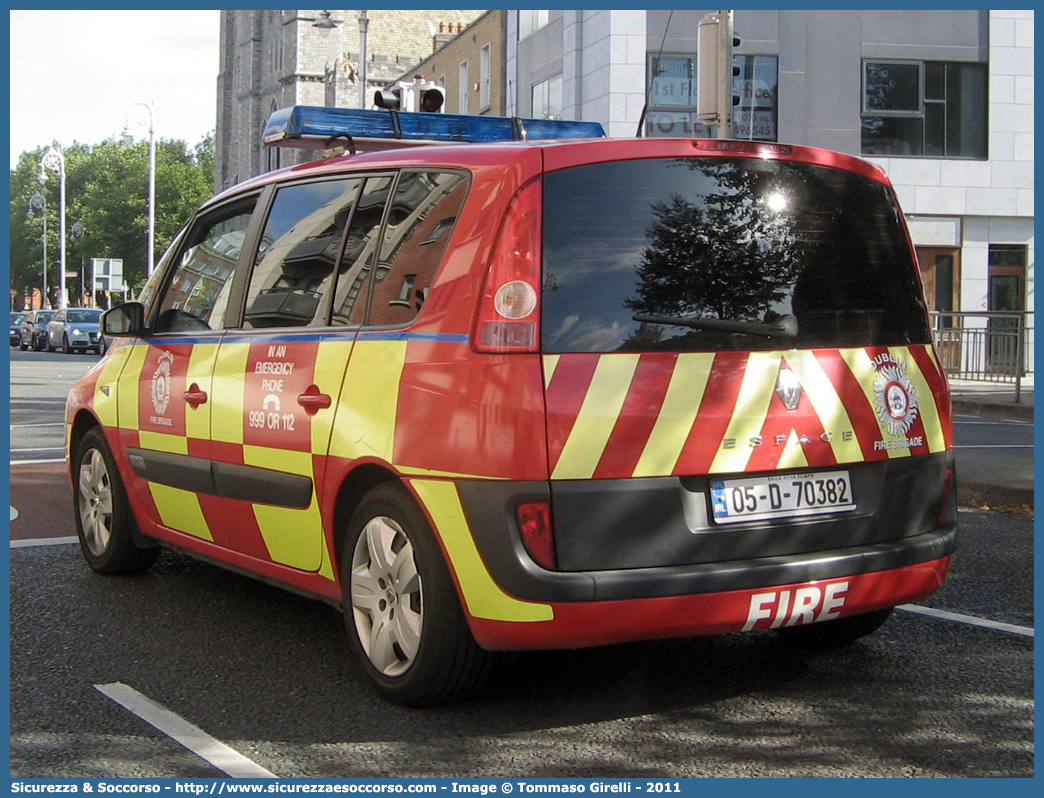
[154,203,255,333]
[243,178,361,329]
[365,171,468,327]
[331,176,395,326]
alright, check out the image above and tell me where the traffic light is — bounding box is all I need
[732,31,742,110]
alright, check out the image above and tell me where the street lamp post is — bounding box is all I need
[358,10,369,109]
[26,171,47,309]
[70,220,85,305]
[129,99,156,276]
[40,145,67,308]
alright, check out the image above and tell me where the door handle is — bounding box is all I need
[183,383,208,409]
[297,385,332,416]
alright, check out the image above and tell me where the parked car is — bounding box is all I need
[19,309,56,351]
[10,312,27,346]
[46,307,104,353]
[67,105,957,706]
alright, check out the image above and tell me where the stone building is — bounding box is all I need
[215,9,483,190]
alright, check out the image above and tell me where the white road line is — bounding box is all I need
[95,682,278,779]
[10,457,66,465]
[953,444,1034,449]
[9,422,66,428]
[900,604,1033,638]
[10,536,79,548]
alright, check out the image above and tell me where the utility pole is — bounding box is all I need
[696,10,738,139]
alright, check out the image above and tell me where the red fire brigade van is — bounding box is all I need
[66,106,956,705]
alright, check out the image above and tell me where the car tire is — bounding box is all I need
[33,334,45,351]
[774,607,894,646]
[341,482,492,706]
[62,334,70,353]
[46,335,56,352]
[72,427,160,575]
[19,335,27,351]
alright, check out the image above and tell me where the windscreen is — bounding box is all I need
[541,157,930,353]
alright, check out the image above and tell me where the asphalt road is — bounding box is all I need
[7,346,1035,778]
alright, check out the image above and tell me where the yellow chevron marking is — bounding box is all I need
[92,341,134,428]
[148,483,213,541]
[775,429,811,470]
[244,445,326,574]
[212,342,248,445]
[115,344,149,430]
[633,353,715,477]
[840,349,909,459]
[184,343,219,441]
[891,346,946,453]
[410,479,552,622]
[329,340,407,462]
[542,355,560,389]
[551,354,641,480]
[137,430,188,455]
[785,350,864,464]
[311,339,354,456]
[710,352,781,473]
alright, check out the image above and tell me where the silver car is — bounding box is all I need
[46,308,104,354]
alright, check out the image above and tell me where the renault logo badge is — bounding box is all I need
[775,365,802,411]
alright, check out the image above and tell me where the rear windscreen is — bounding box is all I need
[541,157,930,353]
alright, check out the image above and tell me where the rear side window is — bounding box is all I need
[355,170,468,328]
[541,157,929,353]
[244,179,361,329]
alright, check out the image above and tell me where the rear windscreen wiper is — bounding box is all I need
[632,313,798,338]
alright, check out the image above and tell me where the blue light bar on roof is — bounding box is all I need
[262,106,606,151]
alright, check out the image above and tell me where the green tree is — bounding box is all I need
[9,132,215,307]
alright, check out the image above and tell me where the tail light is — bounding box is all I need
[516,501,555,570]
[473,179,542,353]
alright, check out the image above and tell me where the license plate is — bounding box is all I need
[710,470,855,524]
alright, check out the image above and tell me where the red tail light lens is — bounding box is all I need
[474,179,542,352]
[517,501,555,570]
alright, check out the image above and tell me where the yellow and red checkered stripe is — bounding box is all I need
[542,345,952,481]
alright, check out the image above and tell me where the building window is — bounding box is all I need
[532,75,562,119]
[458,61,469,114]
[644,53,778,141]
[480,44,492,110]
[861,60,987,158]
[519,10,549,40]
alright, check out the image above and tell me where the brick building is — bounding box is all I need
[215,9,483,190]
[397,11,508,117]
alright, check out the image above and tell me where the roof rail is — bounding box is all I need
[262,106,606,153]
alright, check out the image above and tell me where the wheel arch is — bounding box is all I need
[330,463,400,571]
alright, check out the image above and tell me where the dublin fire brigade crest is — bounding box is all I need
[872,354,919,437]
[151,350,175,416]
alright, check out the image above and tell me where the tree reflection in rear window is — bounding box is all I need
[541,157,929,353]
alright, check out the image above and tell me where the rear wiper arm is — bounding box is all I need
[632,313,798,338]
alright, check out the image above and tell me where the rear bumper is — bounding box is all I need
[469,555,951,650]
[453,452,956,649]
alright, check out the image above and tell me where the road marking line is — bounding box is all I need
[10,447,66,453]
[9,422,66,428]
[95,682,278,779]
[953,444,1033,449]
[10,458,66,466]
[10,536,79,548]
[900,604,1033,638]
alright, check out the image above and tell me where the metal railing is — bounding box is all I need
[929,310,1033,401]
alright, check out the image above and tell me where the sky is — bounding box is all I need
[9,10,221,169]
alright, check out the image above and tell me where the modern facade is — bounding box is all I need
[506,9,1034,373]
[215,9,483,190]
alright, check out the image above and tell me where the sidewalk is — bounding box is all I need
[947,375,1033,512]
